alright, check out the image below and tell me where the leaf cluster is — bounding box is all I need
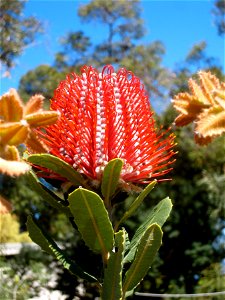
[134,109,225,294]
[24,155,173,298]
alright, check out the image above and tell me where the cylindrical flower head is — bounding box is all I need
[40,65,176,186]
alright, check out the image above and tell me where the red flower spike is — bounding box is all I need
[40,65,176,188]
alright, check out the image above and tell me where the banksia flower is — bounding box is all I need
[0,89,59,176]
[172,71,225,145]
[39,65,176,188]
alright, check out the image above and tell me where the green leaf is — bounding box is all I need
[115,180,157,230]
[26,215,98,282]
[122,223,162,295]
[101,158,123,205]
[102,229,126,300]
[26,171,72,217]
[68,188,114,257]
[124,229,130,253]
[124,197,172,263]
[27,154,88,187]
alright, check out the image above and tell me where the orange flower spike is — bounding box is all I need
[39,65,176,187]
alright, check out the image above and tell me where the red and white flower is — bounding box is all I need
[40,65,176,187]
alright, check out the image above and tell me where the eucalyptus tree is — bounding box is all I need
[0,0,42,71]
[212,0,225,35]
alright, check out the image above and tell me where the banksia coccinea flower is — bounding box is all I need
[172,71,225,145]
[39,65,176,189]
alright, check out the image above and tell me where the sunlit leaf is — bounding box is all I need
[101,158,123,207]
[124,197,172,263]
[122,223,162,294]
[68,188,114,257]
[27,154,87,187]
[102,229,126,300]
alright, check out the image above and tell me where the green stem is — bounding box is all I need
[114,221,119,233]
[102,251,109,269]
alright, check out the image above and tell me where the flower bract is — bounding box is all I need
[0,89,59,176]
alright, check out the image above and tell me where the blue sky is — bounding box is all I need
[0,0,224,95]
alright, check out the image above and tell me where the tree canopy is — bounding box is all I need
[18,0,172,108]
[0,0,42,71]
[212,0,225,35]
[78,0,145,59]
